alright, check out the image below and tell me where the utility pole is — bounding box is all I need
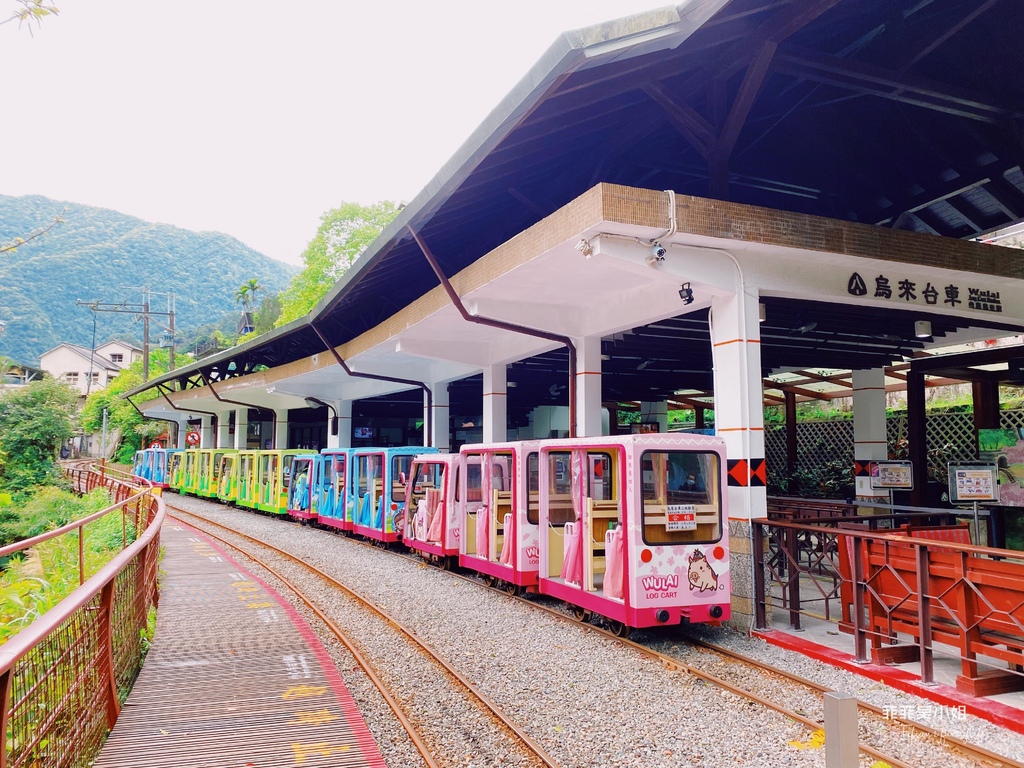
[77,291,175,383]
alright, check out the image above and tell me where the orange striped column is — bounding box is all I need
[852,368,889,502]
[709,290,766,630]
[709,291,767,522]
[575,335,603,437]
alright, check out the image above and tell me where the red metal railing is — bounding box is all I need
[753,506,1024,696]
[0,463,164,768]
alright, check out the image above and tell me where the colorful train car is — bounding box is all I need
[314,449,353,532]
[351,446,438,544]
[197,449,236,498]
[236,450,260,509]
[403,453,459,568]
[457,442,535,593]
[256,450,316,514]
[286,453,323,523]
[536,433,730,636]
[216,451,240,504]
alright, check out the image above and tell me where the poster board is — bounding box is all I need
[948,464,999,505]
[869,461,914,490]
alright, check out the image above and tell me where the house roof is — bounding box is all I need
[41,342,121,371]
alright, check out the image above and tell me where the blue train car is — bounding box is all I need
[313,449,353,533]
[351,446,438,545]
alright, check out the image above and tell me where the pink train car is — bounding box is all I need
[536,433,730,636]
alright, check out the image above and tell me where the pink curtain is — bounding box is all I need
[499,512,514,564]
[604,527,624,599]
[560,450,585,584]
[425,489,443,542]
[413,499,428,540]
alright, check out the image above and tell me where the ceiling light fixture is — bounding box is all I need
[915,320,932,339]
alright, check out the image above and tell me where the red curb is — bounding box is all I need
[753,629,1024,736]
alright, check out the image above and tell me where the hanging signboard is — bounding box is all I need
[869,461,914,490]
[947,464,999,504]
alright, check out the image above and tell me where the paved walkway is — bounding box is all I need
[94,521,385,768]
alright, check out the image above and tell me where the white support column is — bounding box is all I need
[709,288,766,629]
[430,384,451,451]
[176,419,189,449]
[482,364,507,444]
[853,368,889,501]
[217,412,232,448]
[200,416,214,449]
[329,400,352,449]
[639,400,669,433]
[234,408,249,450]
[574,335,603,437]
[273,411,289,449]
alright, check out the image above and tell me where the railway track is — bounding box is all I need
[167,503,562,768]
[170,500,1018,768]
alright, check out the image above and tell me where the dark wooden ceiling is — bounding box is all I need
[143,0,1024,418]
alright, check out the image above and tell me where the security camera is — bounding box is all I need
[651,243,667,260]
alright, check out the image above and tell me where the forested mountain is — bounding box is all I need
[0,194,297,364]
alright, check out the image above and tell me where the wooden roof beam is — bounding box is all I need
[774,44,1010,123]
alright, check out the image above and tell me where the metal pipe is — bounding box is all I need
[156,383,219,448]
[408,227,578,437]
[310,323,434,448]
[202,375,265,449]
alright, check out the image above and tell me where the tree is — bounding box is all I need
[234,278,262,312]
[276,201,401,325]
[0,376,78,492]
[0,0,58,34]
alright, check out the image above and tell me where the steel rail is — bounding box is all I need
[169,504,563,768]
[681,635,1024,768]
[170,501,1015,768]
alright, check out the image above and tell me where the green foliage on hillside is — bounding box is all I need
[277,201,401,325]
[0,377,79,492]
[0,194,298,364]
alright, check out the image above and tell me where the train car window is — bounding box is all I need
[640,450,721,545]
[356,454,383,496]
[463,459,482,502]
[545,451,575,526]
[587,452,615,501]
[392,455,414,499]
[328,455,345,495]
[526,452,541,524]
[408,461,444,511]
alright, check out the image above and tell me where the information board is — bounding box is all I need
[948,464,999,504]
[869,461,914,490]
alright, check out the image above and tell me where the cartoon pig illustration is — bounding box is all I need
[687,550,718,593]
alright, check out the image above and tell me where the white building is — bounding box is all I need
[39,340,142,396]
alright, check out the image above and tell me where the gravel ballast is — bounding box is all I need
[167,496,1024,767]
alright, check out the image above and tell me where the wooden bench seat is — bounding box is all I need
[584,499,619,591]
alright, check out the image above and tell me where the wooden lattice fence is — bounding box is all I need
[765,409,1024,491]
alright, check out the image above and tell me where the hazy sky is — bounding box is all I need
[1,0,665,265]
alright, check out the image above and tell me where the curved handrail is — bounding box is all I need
[0,465,165,768]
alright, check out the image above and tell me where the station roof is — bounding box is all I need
[129,0,1024,417]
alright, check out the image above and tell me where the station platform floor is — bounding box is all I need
[756,611,1024,735]
[94,522,386,768]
